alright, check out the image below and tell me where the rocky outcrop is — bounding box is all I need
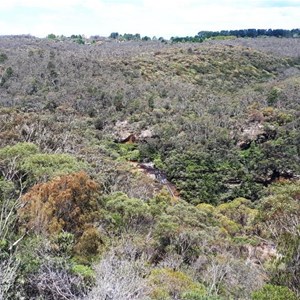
[113,120,133,142]
[246,242,280,266]
[237,122,276,150]
[113,120,154,143]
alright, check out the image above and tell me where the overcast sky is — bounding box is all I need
[0,0,299,38]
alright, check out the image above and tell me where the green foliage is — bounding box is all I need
[171,36,204,43]
[71,34,85,44]
[258,182,300,232]
[0,238,9,258]
[209,35,236,41]
[0,142,39,161]
[196,203,215,216]
[217,215,240,236]
[258,182,300,293]
[272,234,300,293]
[149,268,206,300]
[21,152,86,182]
[148,94,155,110]
[182,294,223,300]
[238,134,300,199]
[72,264,95,285]
[0,142,86,184]
[251,284,298,300]
[197,29,299,39]
[121,33,141,41]
[109,142,141,161]
[154,213,180,244]
[149,190,174,216]
[47,33,57,39]
[0,53,8,63]
[165,151,235,204]
[105,192,151,230]
[153,200,209,261]
[267,87,282,106]
[5,66,13,77]
[51,232,75,256]
[74,226,103,260]
[109,32,119,39]
[17,236,43,275]
[0,66,13,86]
[216,198,258,228]
[0,179,14,198]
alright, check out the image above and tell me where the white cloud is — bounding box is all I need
[0,0,83,10]
[0,0,299,38]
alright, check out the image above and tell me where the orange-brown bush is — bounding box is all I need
[19,171,100,236]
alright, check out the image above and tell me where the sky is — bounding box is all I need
[0,0,299,38]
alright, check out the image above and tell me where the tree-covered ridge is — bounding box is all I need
[198,28,300,38]
[171,28,300,43]
[0,36,300,299]
[49,27,300,44]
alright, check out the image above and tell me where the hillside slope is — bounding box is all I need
[1,36,300,202]
[0,36,300,300]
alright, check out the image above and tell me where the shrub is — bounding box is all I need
[182,294,223,300]
[251,284,298,300]
[105,192,152,231]
[0,142,38,162]
[149,268,206,299]
[258,182,300,293]
[0,53,8,63]
[73,226,103,260]
[0,142,85,184]
[19,171,100,237]
[51,232,75,256]
[22,152,86,182]
[216,198,258,228]
[72,264,95,286]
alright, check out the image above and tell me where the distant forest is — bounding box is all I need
[109,28,300,43]
[172,28,300,43]
[41,28,300,45]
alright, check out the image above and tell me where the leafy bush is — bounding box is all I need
[0,53,8,63]
[216,198,258,231]
[251,284,298,300]
[149,268,206,299]
[182,294,223,300]
[165,151,230,205]
[72,264,95,286]
[22,152,86,182]
[74,226,103,261]
[51,232,75,256]
[0,142,86,184]
[0,142,39,162]
[105,192,152,231]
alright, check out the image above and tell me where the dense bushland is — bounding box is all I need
[0,36,300,299]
